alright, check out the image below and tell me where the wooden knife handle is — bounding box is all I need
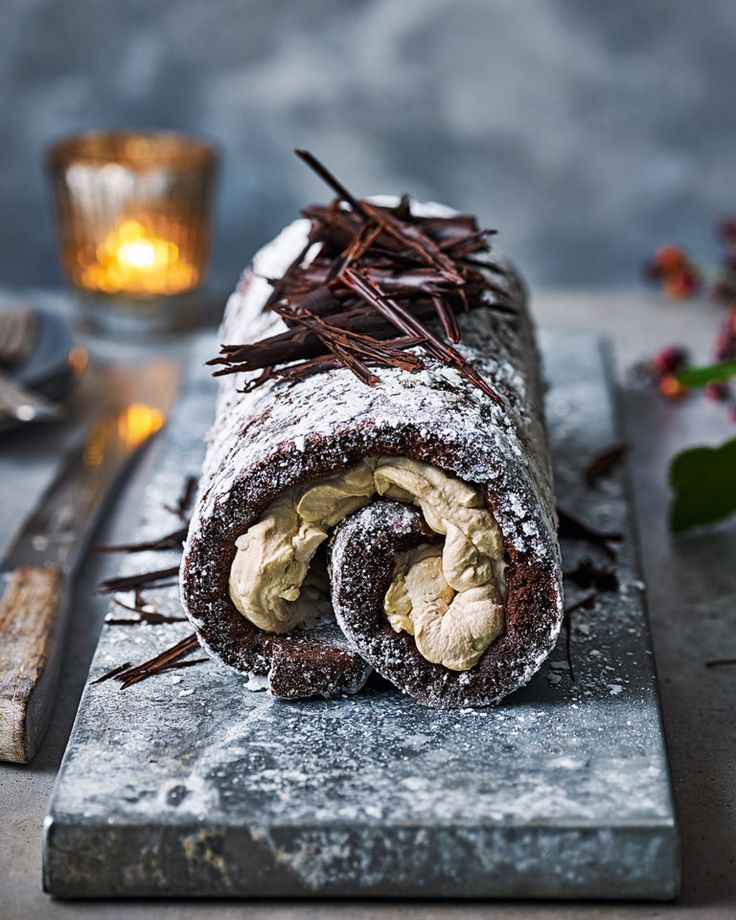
[0,565,68,763]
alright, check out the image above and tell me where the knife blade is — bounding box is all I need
[0,402,165,763]
[0,371,62,424]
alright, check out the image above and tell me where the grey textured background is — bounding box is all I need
[1,0,734,291]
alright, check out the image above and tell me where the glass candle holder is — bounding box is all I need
[46,130,218,333]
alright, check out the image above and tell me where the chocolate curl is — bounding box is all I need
[358,200,466,286]
[260,240,315,314]
[297,265,457,298]
[107,595,187,625]
[278,307,424,387]
[93,526,187,555]
[164,474,198,521]
[440,228,497,254]
[96,565,180,595]
[419,214,477,242]
[432,294,461,344]
[271,303,378,385]
[327,222,383,283]
[268,336,425,387]
[342,268,504,408]
[294,148,367,215]
[211,301,439,373]
[212,291,515,379]
[112,633,201,689]
[91,661,133,685]
[240,366,275,393]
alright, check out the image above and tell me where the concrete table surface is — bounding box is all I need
[1,288,734,918]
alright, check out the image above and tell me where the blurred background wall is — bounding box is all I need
[1,0,734,292]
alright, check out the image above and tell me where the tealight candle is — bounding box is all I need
[47,130,217,332]
[81,217,196,296]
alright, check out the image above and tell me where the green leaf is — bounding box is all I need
[677,360,736,388]
[669,436,736,532]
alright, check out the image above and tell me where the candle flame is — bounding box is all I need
[118,240,157,271]
[79,217,197,296]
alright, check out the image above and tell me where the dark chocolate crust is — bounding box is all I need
[260,621,371,700]
[180,207,563,705]
[330,501,561,707]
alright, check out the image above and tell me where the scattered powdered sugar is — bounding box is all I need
[244,673,269,693]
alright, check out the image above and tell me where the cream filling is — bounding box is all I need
[228,457,506,670]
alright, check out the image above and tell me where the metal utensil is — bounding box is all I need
[0,401,165,763]
[0,371,62,423]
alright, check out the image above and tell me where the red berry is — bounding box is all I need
[658,375,687,399]
[653,346,689,376]
[664,271,698,299]
[705,381,729,402]
[645,246,700,299]
[654,245,686,270]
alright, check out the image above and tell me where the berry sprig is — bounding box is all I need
[643,219,736,530]
[644,219,736,418]
[650,346,690,400]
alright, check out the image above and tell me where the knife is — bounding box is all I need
[0,402,165,763]
[0,371,62,424]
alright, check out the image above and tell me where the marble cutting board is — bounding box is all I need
[43,329,679,900]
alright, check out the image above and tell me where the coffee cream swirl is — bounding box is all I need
[228,457,506,670]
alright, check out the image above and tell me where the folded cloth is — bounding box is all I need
[181,197,563,705]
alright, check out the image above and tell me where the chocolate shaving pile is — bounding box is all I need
[207,149,512,404]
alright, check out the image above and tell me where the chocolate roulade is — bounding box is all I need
[181,175,563,706]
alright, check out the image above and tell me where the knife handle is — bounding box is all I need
[0,565,68,763]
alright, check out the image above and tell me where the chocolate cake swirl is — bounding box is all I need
[330,500,559,707]
[181,168,562,705]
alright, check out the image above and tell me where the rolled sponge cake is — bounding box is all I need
[180,201,563,706]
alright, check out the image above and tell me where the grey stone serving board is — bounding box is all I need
[43,329,679,900]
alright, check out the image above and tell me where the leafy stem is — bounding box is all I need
[677,360,736,389]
